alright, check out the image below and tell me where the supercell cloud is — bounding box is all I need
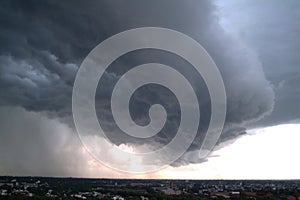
[0,0,298,175]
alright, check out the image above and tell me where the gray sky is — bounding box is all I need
[0,0,299,177]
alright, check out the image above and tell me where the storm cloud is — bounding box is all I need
[0,0,298,174]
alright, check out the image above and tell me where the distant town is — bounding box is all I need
[0,177,300,200]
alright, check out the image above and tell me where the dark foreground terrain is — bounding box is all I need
[0,176,299,200]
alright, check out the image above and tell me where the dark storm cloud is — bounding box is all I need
[0,0,281,168]
[217,0,300,127]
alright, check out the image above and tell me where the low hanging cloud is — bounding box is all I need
[0,0,285,173]
[0,106,87,176]
[0,106,162,178]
